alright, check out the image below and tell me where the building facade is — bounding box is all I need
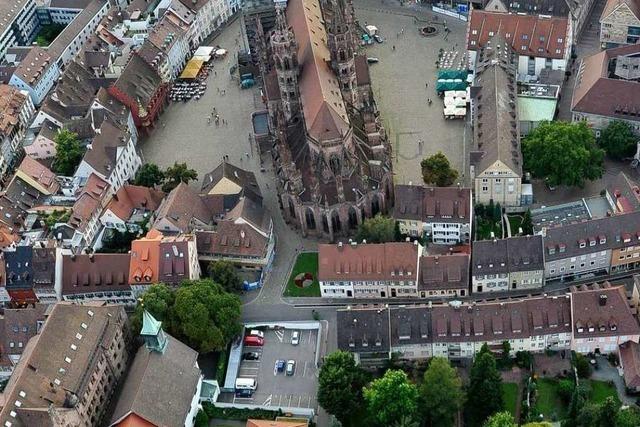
[0,0,39,62]
[0,85,35,177]
[394,185,472,244]
[472,236,545,293]
[599,0,640,48]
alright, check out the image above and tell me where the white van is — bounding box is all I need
[249,330,264,338]
[235,377,257,390]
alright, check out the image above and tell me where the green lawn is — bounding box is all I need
[535,379,567,421]
[502,382,519,417]
[508,215,523,236]
[588,380,619,404]
[283,252,321,297]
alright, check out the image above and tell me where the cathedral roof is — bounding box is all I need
[286,0,350,141]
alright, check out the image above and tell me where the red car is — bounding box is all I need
[244,335,264,347]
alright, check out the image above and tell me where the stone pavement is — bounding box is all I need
[355,0,469,185]
[590,355,635,405]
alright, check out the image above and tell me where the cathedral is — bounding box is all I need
[260,0,394,241]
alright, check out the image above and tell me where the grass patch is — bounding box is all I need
[35,24,65,46]
[508,215,523,235]
[476,218,502,240]
[283,252,320,297]
[535,378,567,421]
[502,382,519,417]
[588,379,619,404]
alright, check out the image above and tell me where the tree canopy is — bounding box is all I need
[162,162,198,192]
[364,369,420,427]
[132,280,241,353]
[466,347,504,427]
[522,121,604,188]
[483,412,516,427]
[208,261,242,293]
[356,214,397,243]
[53,129,84,176]
[134,163,165,188]
[421,152,459,187]
[421,357,464,427]
[317,351,369,426]
[598,120,638,160]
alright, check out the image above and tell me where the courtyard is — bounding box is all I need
[355,2,469,185]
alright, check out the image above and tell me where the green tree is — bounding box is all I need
[162,162,198,192]
[173,279,242,353]
[53,129,84,176]
[598,120,638,160]
[483,411,516,427]
[494,203,502,223]
[421,357,464,427]
[194,409,209,427]
[364,369,420,427]
[557,379,575,403]
[132,284,176,334]
[421,151,459,187]
[615,407,640,427]
[208,261,242,293]
[575,353,592,378]
[466,350,504,427]
[574,402,600,427]
[98,228,140,253]
[356,214,397,243]
[521,209,533,235]
[318,351,369,426]
[522,121,604,187]
[598,397,620,427]
[134,163,165,187]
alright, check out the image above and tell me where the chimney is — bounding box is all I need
[599,294,608,306]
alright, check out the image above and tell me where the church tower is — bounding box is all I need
[140,310,168,354]
[270,7,300,122]
[327,0,357,106]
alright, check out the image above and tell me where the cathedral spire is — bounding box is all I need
[140,310,168,354]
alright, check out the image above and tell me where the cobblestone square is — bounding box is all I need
[355,3,470,185]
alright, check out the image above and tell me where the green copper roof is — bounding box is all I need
[141,310,162,336]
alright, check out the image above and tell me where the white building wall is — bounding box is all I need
[9,63,61,105]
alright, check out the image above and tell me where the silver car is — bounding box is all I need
[286,360,296,376]
[291,331,300,345]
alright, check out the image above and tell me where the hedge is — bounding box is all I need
[203,402,282,421]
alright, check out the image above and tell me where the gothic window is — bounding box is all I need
[339,50,346,61]
[284,57,291,70]
[275,56,282,70]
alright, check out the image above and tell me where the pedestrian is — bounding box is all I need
[392,45,396,51]
[214,71,217,77]
[246,152,250,158]
[425,82,428,88]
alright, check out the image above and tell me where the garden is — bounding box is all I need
[283,252,320,297]
[474,201,503,240]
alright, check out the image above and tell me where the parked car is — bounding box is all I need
[367,57,379,64]
[248,329,264,338]
[291,331,300,345]
[242,352,260,360]
[286,360,296,376]
[276,359,286,372]
[244,335,264,347]
[235,389,253,398]
[373,34,384,43]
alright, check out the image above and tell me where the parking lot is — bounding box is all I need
[226,328,319,409]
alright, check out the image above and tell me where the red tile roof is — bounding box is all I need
[62,253,130,295]
[16,155,60,195]
[318,242,420,282]
[105,185,165,222]
[467,10,569,59]
[620,341,640,389]
[129,230,193,285]
[571,284,640,338]
[196,221,269,259]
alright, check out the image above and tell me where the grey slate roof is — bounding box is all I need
[472,235,544,275]
[472,36,522,176]
[337,308,390,353]
[544,211,640,260]
[201,161,262,205]
[110,334,200,426]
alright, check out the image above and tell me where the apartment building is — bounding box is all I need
[472,236,545,293]
[571,284,640,354]
[68,174,113,248]
[129,230,201,295]
[394,185,472,244]
[57,252,135,305]
[0,303,130,426]
[338,283,640,364]
[0,85,35,177]
[142,16,190,81]
[8,47,61,105]
[318,241,422,298]
[419,254,470,298]
[599,0,640,48]
[46,0,91,25]
[467,9,571,78]
[100,185,165,233]
[0,0,39,62]
[543,211,640,282]
[74,118,142,192]
[470,36,522,207]
[47,0,111,69]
